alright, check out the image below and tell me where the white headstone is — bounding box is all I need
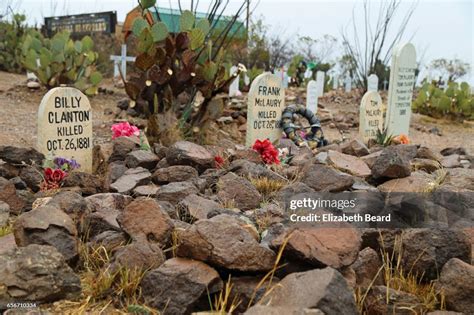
[367,74,379,92]
[315,71,325,97]
[386,43,416,136]
[383,79,388,91]
[359,91,384,144]
[345,76,352,92]
[229,66,240,97]
[332,75,338,90]
[244,74,250,86]
[304,68,312,79]
[246,72,285,147]
[110,44,136,78]
[37,87,93,173]
[306,80,318,113]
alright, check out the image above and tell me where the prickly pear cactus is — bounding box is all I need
[125,5,245,144]
[0,14,28,73]
[21,30,102,95]
[413,82,473,120]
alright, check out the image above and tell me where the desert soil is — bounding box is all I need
[0,71,472,153]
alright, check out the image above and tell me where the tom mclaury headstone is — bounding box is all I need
[37,87,93,172]
[306,80,318,113]
[359,91,383,143]
[246,72,284,147]
[386,43,416,136]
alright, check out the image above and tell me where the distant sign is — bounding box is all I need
[44,11,117,37]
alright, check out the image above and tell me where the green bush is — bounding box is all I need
[412,82,473,120]
[21,30,102,95]
[0,14,29,73]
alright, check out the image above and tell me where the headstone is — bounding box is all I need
[386,43,416,136]
[246,72,285,147]
[367,74,379,92]
[345,76,352,92]
[315,71,325,97]
[244,74,250,86]
[383,79,388,91]
[274,68,289,88]
[359,91,384,144]
[304,68,313,79]
[306,80,318,113]
[37,87,93,173]
[229,65,240,97]
[110,44,136,78]
[332,75,338,90]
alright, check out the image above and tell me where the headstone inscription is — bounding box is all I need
[110,44,136,78]
[359,91,384,144]
[37,87,93,173]
[229,65,240,97]
[246,73,285,147]
[367,74,379,92]
[386,43,416,136]
[306,80,318,113]
[345,76,352,92]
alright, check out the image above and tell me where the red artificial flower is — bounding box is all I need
[214,155,225,169]
[252,139,280,165]
[51,169,67,182]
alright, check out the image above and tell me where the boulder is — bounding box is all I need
[166,141,214,173]
[271,226,361,269]
[110,241,165,271]
[439,258,474,314]
[258,267,358,315]
[176,214,276,271]
[371,145,413,179]
[440,147,467,156]
[46,191,88,229]
[352,247,383,288]
[19,166,43,192]
[88,230,127,253]
[416,146,442,162]
[364,285,422,315]
[177,194,222,221]
[400,229,471,280]
[13,205,78,265]
[0,245,81,307]
[0,234,16,255]
[103,161,128,190]
[155,181,199,204]
[441,154,461,168]
[229,159,282,180]
[62,172,102,195]
[228,276,279,313]
[132,185,160,197]
[0,161,19,179]
[117,198,173,245]
[327,150,371,177]
[110,167,151,194]
[108,137,139,163]
[443,168,474,191]
[125,150,159,170]
[141,258,222,315]
[302,164,354,192]
[340,139,370,157]
[0,146,44,165]
[217,172,262,210]
[152,165,198,184]
[245,306,324,315]
[360,150,383,169]
[377,171,435,193]
[276,182,316,207]
[0,177,25,215]
[0,201,9,228]
[85,193,133,238]
[9,176,27,190]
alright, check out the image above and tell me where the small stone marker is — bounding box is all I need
[345,76,352,92]
[37,87,93,173]
[306,80,318,113]
[229,65,240,97]
[110,44,136,78]
[383,79,388,91]
[367,74,379,92]
[359,91,384,144]
[274,68,289,88]
[315,71,325,96]
[386,43,416,136]
[332,75,338,89]
[246,72,285,147]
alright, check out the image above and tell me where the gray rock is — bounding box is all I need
[302,164,354,192]
[19,166,42,192]
[111,241,165,271]
[125,150,160,170]
[0,201,10,228]
[0,146,44,165]
[155,181,199,204]
[245,306,324,315]
[141,258,222,315]
[352,247,383,289]
[371,145,413,179]
[9,176,27,190]
[364,285,422,315]
[166,141,214,173]
[229,159,282,180]
[177,194,222,221]
[62,172,103,195]
[108,137,139,163]
[0,177,25,215]
[110,167,151,194]
[0,244,81,307]
[133,185,160,197]
[439,258,474,313]
[152,165,198,184]
[340,139,370,157]
[217,172,262,210]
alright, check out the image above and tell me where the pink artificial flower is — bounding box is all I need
[111,122,140,139]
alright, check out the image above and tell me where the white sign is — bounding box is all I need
[37,87,93,173]
[386,43,416,136]
[359,91,384,144]
[246,73,285,147]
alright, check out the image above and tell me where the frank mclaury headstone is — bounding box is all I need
[359,91,383,144]
[37,87,93,173]
[386,43,416,136]
[246,72,285,147]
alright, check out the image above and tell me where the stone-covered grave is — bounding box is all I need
[0,132,473,314]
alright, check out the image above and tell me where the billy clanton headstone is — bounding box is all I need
[246,73,284,147]
[386,43,416,136]
[359,90,383,144]
[37,87,93,173]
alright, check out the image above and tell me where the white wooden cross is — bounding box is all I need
[110,44,136,78]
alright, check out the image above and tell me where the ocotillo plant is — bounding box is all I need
[124,0,249,144]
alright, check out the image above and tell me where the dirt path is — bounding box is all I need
[0,71,472,154]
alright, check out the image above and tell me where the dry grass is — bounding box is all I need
[355,232,445,314]
[254,210,277,234]
[423,168,448,193]
[249,177,286,198]
[209,276,241,314]
[0,223,12,237]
